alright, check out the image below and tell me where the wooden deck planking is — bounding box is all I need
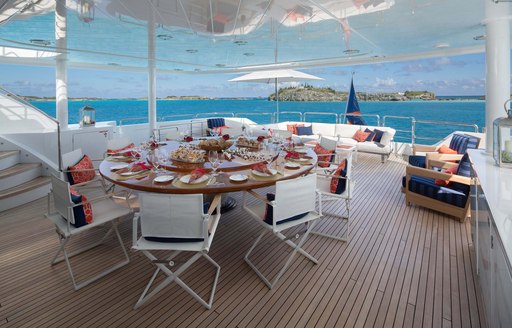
[0,153,484,327]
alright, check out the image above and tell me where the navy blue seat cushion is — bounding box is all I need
[408,155,426,168]
[264,193,308,225]
[364,128,376,142]
[373,129,385,143]
[296,125,313,136]
[451,153,471,195]
[466,135,480,150]
[207,118,225,129]
[408,175,468,208]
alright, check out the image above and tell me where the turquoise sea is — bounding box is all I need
[31,99,485,143]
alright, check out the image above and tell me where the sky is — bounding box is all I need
[0,52,486,99]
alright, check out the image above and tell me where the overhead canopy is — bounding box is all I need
[0,0,491,73]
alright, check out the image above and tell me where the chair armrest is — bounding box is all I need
[427,160,459,170]
[426,153,463,162]
[412,144,438,154]
[406,166,471,185]
[207,194,222,216]
[132,213,140,247]
[245,189,273,206]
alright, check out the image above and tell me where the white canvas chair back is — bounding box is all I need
[62,148,84,170]
[319,136,337,151]
[274,173,316,223]
[139,193,205,240]
[221,127,241,137]
[107,137,132,151]
[51,174,77,225]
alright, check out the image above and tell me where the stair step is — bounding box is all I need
[0,176,51,211]
[0,163,40,179]
[0,150,19,160]
[0,176,50,200]
[0,150,20,171]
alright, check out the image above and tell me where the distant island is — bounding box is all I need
[18,89,483,102]
[269,86,437,102]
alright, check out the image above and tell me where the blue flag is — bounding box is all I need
[345,78,366,125]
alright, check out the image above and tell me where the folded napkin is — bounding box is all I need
[257,136,266,142]
[285,151,300,159]
[116,162,153,174]
[119,150,140,158]
[149,141,159,149]
[252,163,272,175]
[184,136,194,142]
[106,143,135,155]
[189,168,206,183]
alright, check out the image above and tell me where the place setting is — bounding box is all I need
[172,168,210,188]
[113,162,153,181]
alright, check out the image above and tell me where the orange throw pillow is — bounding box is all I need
[352,130,370,143]
[438,145,457,154]
[314,144,335,168]
[434,165,459,186]
[286,124,304,135]
[107,143,135,155]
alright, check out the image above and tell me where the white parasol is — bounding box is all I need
[229,69,323,122]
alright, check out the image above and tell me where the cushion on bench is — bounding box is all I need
[408,175,468,208]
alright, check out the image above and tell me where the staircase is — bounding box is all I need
[0,150,51,212]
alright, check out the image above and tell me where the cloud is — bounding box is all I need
[400,57,467,74]
[372,77,397,88]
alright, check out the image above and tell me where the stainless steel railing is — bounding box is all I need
[0,86,62,171]
[235,112,275,124]
[413,120,479,145]
[338,113,381,126]
[382,115,415,145]
[278,111,303,122]
[303,112,338,123]
[194,112,235,118]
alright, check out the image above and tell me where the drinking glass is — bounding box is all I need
[265,144,277,169]
[149,151,161,174]
[208,150,219,177]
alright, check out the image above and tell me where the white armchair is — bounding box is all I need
[132,192,222,309]
[315,151,354,242]
[243,173,322,289]
[45,174,132,290]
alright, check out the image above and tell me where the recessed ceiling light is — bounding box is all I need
[215,64,226,67]
[343,49,359,54]
[186,49,198,53]
[243,52,255,56]
[434,43,450,49]
[157,34,173,40]
[234,40,248,46]
[29,39,51,46]
[473,35,486,41]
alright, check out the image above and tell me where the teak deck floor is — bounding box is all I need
[0,153,484,328]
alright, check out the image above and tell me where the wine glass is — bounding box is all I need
[208,150,219,177]
[265,144,277,170]
[149,151,161,174]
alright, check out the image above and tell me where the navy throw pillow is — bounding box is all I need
[373,129,385,143]
[364,128,375,142]
[69,191,90,227]
[296,125,313,136]
[264,193,308,225]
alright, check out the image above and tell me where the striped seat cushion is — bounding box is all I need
[408,175,468,208]
[408,155,426,168]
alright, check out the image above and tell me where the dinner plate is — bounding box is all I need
[154,175,174,183]
[110,155,127,160]
[285,162,301,169]
[229,174,248,182]
[295,148,308,154]
[110,164,129,171]
[251,168,277,177]
[180,174,209,184]
[290,156,313,163]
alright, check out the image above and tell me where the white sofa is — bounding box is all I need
[261,121,396,162]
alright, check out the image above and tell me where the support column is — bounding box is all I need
[55,0,68,129]
[147,9,157,138]
[485,0,510,152]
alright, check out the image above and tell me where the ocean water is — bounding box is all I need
[31,99,485,143]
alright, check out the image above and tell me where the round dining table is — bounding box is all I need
[99,140,317,196]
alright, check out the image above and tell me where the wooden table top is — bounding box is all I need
[99,141,317,194]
